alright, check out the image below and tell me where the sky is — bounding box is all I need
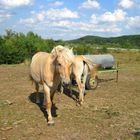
[0,0,140,40]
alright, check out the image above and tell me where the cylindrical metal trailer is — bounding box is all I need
[84,54,115,69]
[84,54,118,90]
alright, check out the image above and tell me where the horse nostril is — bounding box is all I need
[63,83,69,87]
[62,80,70,87]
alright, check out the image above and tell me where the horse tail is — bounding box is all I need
[90,64,101,79]
[82,56,101,78]
[82,56,94,72]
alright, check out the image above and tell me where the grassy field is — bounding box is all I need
[0,52,140,140]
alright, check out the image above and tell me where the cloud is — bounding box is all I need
[35,11,46,22]
[19,18,35,26]
[19,8,79,27]
[46,8,79,20]
[127,16,140,28]
[0,10,13,22]
[45,19,121,34]
[119,0,134,9]
[90,14,98,24]
[18,7,123,39]
[45,20,122,40]
[0,0,33,8]
[80,0,100,9]
[90,9,127,24]
[49,1,63,7]
[50,20,94,31]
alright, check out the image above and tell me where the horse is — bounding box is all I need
[71,55,91,104]
[30,45,74,125]
[58,54,98,105]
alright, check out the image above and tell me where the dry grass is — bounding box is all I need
[0,52,140,140]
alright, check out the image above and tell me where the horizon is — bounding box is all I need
[1,29,140,41]
[0,0,140,40]
[64,33,140,41]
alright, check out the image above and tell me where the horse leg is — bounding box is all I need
[43,83,54,125]
[69,84,72,95]
[60,84,64,94]
[82,64,88,95]
[50,90,55,101]
[35,83,40,104]
[57,82,63,94]
[51,80,60,100]
[76,77,84,105]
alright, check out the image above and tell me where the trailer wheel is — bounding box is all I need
[85,74,98,90]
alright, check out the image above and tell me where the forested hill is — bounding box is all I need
[67,35,140,49]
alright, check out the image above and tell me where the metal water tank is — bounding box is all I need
[84,54,115,68]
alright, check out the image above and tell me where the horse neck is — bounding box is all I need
[43,55,56,80]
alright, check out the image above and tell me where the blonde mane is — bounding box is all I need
[51,45,74,62]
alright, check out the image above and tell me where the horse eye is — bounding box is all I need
[58,63,61,66]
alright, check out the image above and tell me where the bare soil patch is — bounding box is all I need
[0,52,140,140]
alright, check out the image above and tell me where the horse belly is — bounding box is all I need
[30,65,43,84]
[30,53,47,84]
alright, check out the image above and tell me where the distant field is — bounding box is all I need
[0,52,140,140]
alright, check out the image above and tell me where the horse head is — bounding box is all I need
[51,45,74,85]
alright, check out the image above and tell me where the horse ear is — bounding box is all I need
[70,47,73,53]
[70,47,73,51]
[51,48,57,60]
[51,47,62,61]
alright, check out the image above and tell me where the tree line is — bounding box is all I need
[0,30,57,64]
[0,30,139,64]
[0,30,106,64]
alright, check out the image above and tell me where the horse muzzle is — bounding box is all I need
[62,79,71,86]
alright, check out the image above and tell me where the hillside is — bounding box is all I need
[67,35,140,49]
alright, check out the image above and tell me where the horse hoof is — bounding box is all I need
[80,102,84,105]
[76,102,81,107]
[47,120,54,126]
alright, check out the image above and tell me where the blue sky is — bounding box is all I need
[0,0,140,40]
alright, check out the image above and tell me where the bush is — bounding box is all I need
[0,30,56,64]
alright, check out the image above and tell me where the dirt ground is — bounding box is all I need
[0,52,140,140]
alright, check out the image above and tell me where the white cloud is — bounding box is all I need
[100,9,126,23]
[90,14,98,24]
[0,10,13,22]
[52,20,95,31]
[35,8,78,22]
[50,1,63,7]
[45,19,121,34]
[19,8,79,27]
[0,0,33,8]
[19,18,35,26]
[90,9,127,26]
[80,0,100,9]
[46,8,79,20]
[127,16,140,28]
[119,0,134,9]
[0,10,12,18]
[35,11,46,22]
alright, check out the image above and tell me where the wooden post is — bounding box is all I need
[116,62,119,83]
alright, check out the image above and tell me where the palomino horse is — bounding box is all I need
[59,55,98,105]
[72,55,93,104]
[30,45,74,125]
